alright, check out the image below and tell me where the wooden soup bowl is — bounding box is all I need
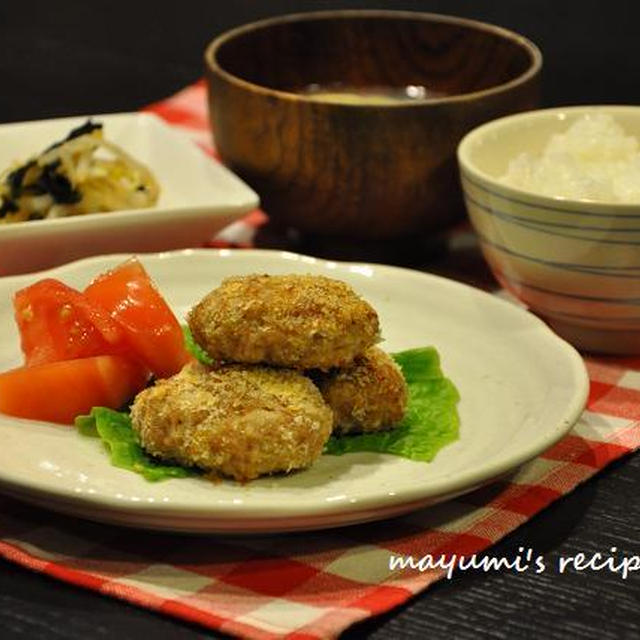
[205,10,541,240]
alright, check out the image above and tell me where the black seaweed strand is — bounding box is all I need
[0,197,19,218]
[36,162,81,204]
[44,119,102,153]
[7,160,36,199]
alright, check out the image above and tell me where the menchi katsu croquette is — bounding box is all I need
[131,361,333,481]
[130,273,408,481]
[314,346,407,435]
[188,274,380,370]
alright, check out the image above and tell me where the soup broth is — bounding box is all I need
[300,83,447,105]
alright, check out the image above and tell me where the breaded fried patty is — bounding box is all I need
[130,362,333,481]
[316,347,408,434]
[187,274,380,370]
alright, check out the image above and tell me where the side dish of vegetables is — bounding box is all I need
[0,120,159,223]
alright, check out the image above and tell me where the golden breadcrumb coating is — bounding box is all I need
[316,347,408,434]
[187,274,380,370]
[130,361,333,481]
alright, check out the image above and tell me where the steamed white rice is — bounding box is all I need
[500,113,640,202]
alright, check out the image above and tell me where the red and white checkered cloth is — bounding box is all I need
[1,82,640,640]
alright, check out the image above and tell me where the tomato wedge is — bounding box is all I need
[84,258,191,379]
[13,279,126,366]
[0,355,149,424]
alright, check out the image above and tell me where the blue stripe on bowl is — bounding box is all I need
[464,191,640,234]
[538,308,640,324]
[477,234,640,278]
[493,269,640,304]
[511,298,640,326]
[460,171,640,219]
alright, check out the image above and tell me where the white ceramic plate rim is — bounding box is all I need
[0,249,589,529]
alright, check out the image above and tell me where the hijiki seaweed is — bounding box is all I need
[0,120,159,223]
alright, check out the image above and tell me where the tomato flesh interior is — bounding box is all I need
[84,258,191,379]
[0,355,149,424]
[13,278,126,366]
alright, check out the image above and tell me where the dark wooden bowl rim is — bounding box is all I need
[204,9,543,107]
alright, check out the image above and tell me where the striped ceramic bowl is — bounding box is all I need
[457,106,640,355]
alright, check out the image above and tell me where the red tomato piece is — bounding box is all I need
[0,355,149,424]
[84,258,191,379]
[13,279,126,366]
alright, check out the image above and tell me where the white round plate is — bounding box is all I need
[0,249,588,533]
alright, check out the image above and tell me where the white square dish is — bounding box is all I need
[0,113,259,275]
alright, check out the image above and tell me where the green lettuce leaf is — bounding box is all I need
[324,347,460,462]
[182,324,214,366]
[74,407,196,482]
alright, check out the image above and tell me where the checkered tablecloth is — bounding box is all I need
[1,81,639,640]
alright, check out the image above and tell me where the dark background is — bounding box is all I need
[1,0,639,124]
[1,1,639,639]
